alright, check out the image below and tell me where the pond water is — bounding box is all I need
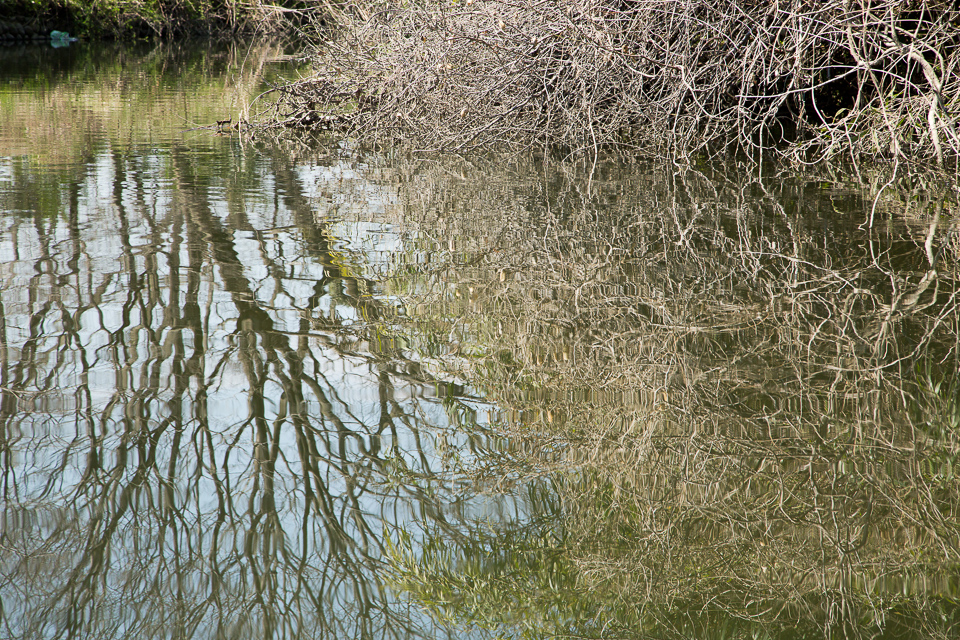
[2,40,960,640]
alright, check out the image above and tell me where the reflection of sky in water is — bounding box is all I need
[0,142,523,640]
[296,164,407,259]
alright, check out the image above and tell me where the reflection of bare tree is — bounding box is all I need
[0,138,491,640]
[7,99,960,639]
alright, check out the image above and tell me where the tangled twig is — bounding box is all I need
[266,0,960,164]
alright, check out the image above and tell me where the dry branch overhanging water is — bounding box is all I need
[264,0,960,164]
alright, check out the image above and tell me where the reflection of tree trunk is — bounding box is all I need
[1,132,481,639]
[0,298,14,499]
[238,312,282,639]
[169,148,392,637]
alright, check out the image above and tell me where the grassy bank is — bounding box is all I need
[0,0,321,39]
[268,0,960,166]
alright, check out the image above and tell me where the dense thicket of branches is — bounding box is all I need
[269,0,960,163]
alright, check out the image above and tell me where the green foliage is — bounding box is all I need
[1,0,306,37]
[382,513,593,638]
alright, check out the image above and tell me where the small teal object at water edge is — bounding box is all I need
[50,31,78,48]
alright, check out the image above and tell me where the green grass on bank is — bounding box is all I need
[0,0,320,39]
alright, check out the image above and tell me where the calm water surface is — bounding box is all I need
[2,41,960,640]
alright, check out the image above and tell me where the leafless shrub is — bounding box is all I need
[264,0,960,164]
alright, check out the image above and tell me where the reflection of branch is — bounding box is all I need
[1,145,480,640]
[167,148,475,638]
[378,156,960,637]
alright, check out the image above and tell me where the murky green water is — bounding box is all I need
[2,40,960,640]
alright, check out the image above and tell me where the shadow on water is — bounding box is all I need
[2,40,960,640]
